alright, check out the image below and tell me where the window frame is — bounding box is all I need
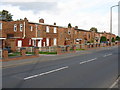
[53,27,57,33]
[20,24,23,32]
[14,24,17,32]
[46,26,49,33]
[0,23,2,30]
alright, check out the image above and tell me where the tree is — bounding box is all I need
[100,36,107,43]
[68,23,72,28]
[90,27,98,32]
[0,10,13,21]
[116,36,120,41]
[111,37,115,42]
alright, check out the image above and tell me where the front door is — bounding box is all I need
[38,40,42,47]
[18,40,22,47]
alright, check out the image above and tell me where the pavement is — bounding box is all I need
[1,46,120,88]
[1,46,115,69]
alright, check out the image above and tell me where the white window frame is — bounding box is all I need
[46,26,49,33]
[20,24,23,32]
[53,38,57,46]
[68,30,71,35]
[18,40,22,47]
[14,24,17,32]
[30,26,33,31]
[0,23,2,30]
[53,27,57,33]
[46,38,49,46]
[29,39,31,45]
[33,40,36,46]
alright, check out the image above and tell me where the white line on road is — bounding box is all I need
[109,77,120,88]
[103,53,112,57]
[80,58,97,64]
[24,66,69,80]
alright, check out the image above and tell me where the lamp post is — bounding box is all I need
[110,5,119,42]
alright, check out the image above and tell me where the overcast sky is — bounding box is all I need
[0,0,119,36]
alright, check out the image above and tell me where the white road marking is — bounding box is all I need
[109,77,119,88]
[103,53,112,57]
[80,58,97,64]
[24,66,68,80]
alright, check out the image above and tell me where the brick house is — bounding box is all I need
[0,17,117,52]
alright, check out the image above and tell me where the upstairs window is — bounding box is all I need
[0,23,2,30]
[53,27,57,33]
[68,30,71,35]
[20,24,23,32]
[46,26,49,33]
[30,26,33,31]
[14,24,17,32]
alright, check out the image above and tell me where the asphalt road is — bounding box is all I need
[2,46,119,88]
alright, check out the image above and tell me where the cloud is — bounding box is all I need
[1,2,58,13]
[0,0,119,36]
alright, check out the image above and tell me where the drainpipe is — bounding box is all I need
[23,21,26,39]
[36,24,38,37]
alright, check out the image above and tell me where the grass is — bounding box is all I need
[39,52,57,54]
[26,52,34,54]
[8,52,21,57]
[76,49,85,51]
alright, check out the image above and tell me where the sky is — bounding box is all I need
[0,0,119,36]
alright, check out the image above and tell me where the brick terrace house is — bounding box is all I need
[0,18,117,52]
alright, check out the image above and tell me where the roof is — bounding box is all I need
[28,21,67,28]
[74,28,91,32]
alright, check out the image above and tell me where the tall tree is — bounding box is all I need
[68,23,72,28]
[116,36,120,41]
[0,10,13,21]
[100,36,107,43]
[111,37,115,42]
[90,27,98,32]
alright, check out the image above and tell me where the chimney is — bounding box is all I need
[39,18,44,23]
[75,26,78,29]
[54,22,56,25]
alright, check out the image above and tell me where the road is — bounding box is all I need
[2,46,119,88]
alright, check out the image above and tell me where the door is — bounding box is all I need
[38,40,42,47]
[18,40,22,47]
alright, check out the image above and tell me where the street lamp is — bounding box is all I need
[110,4,119,43]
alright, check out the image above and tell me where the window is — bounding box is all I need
[36,25,38,30]
[20,24,23,32]
[33,40,36,46]
[30,26,33,31]
[75,31,77,34]
[46,26,49,32]
[14,24,17,32]
[7,34,14,38]
[53,38,57,46]
[29,39,31,45]
[68,30,71,35]
[53,27,57,33]
[0,23,2,30]
[46,38,49,46]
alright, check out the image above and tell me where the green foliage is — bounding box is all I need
[0,10,13,21]
[111,37,115,42]
[39,52,57,54]
[100,36,107,42]
[68,23,72,28]
[87,41,90,43]
[116,36,120,41]
[76,49,85,51]
[90,27,98,32]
